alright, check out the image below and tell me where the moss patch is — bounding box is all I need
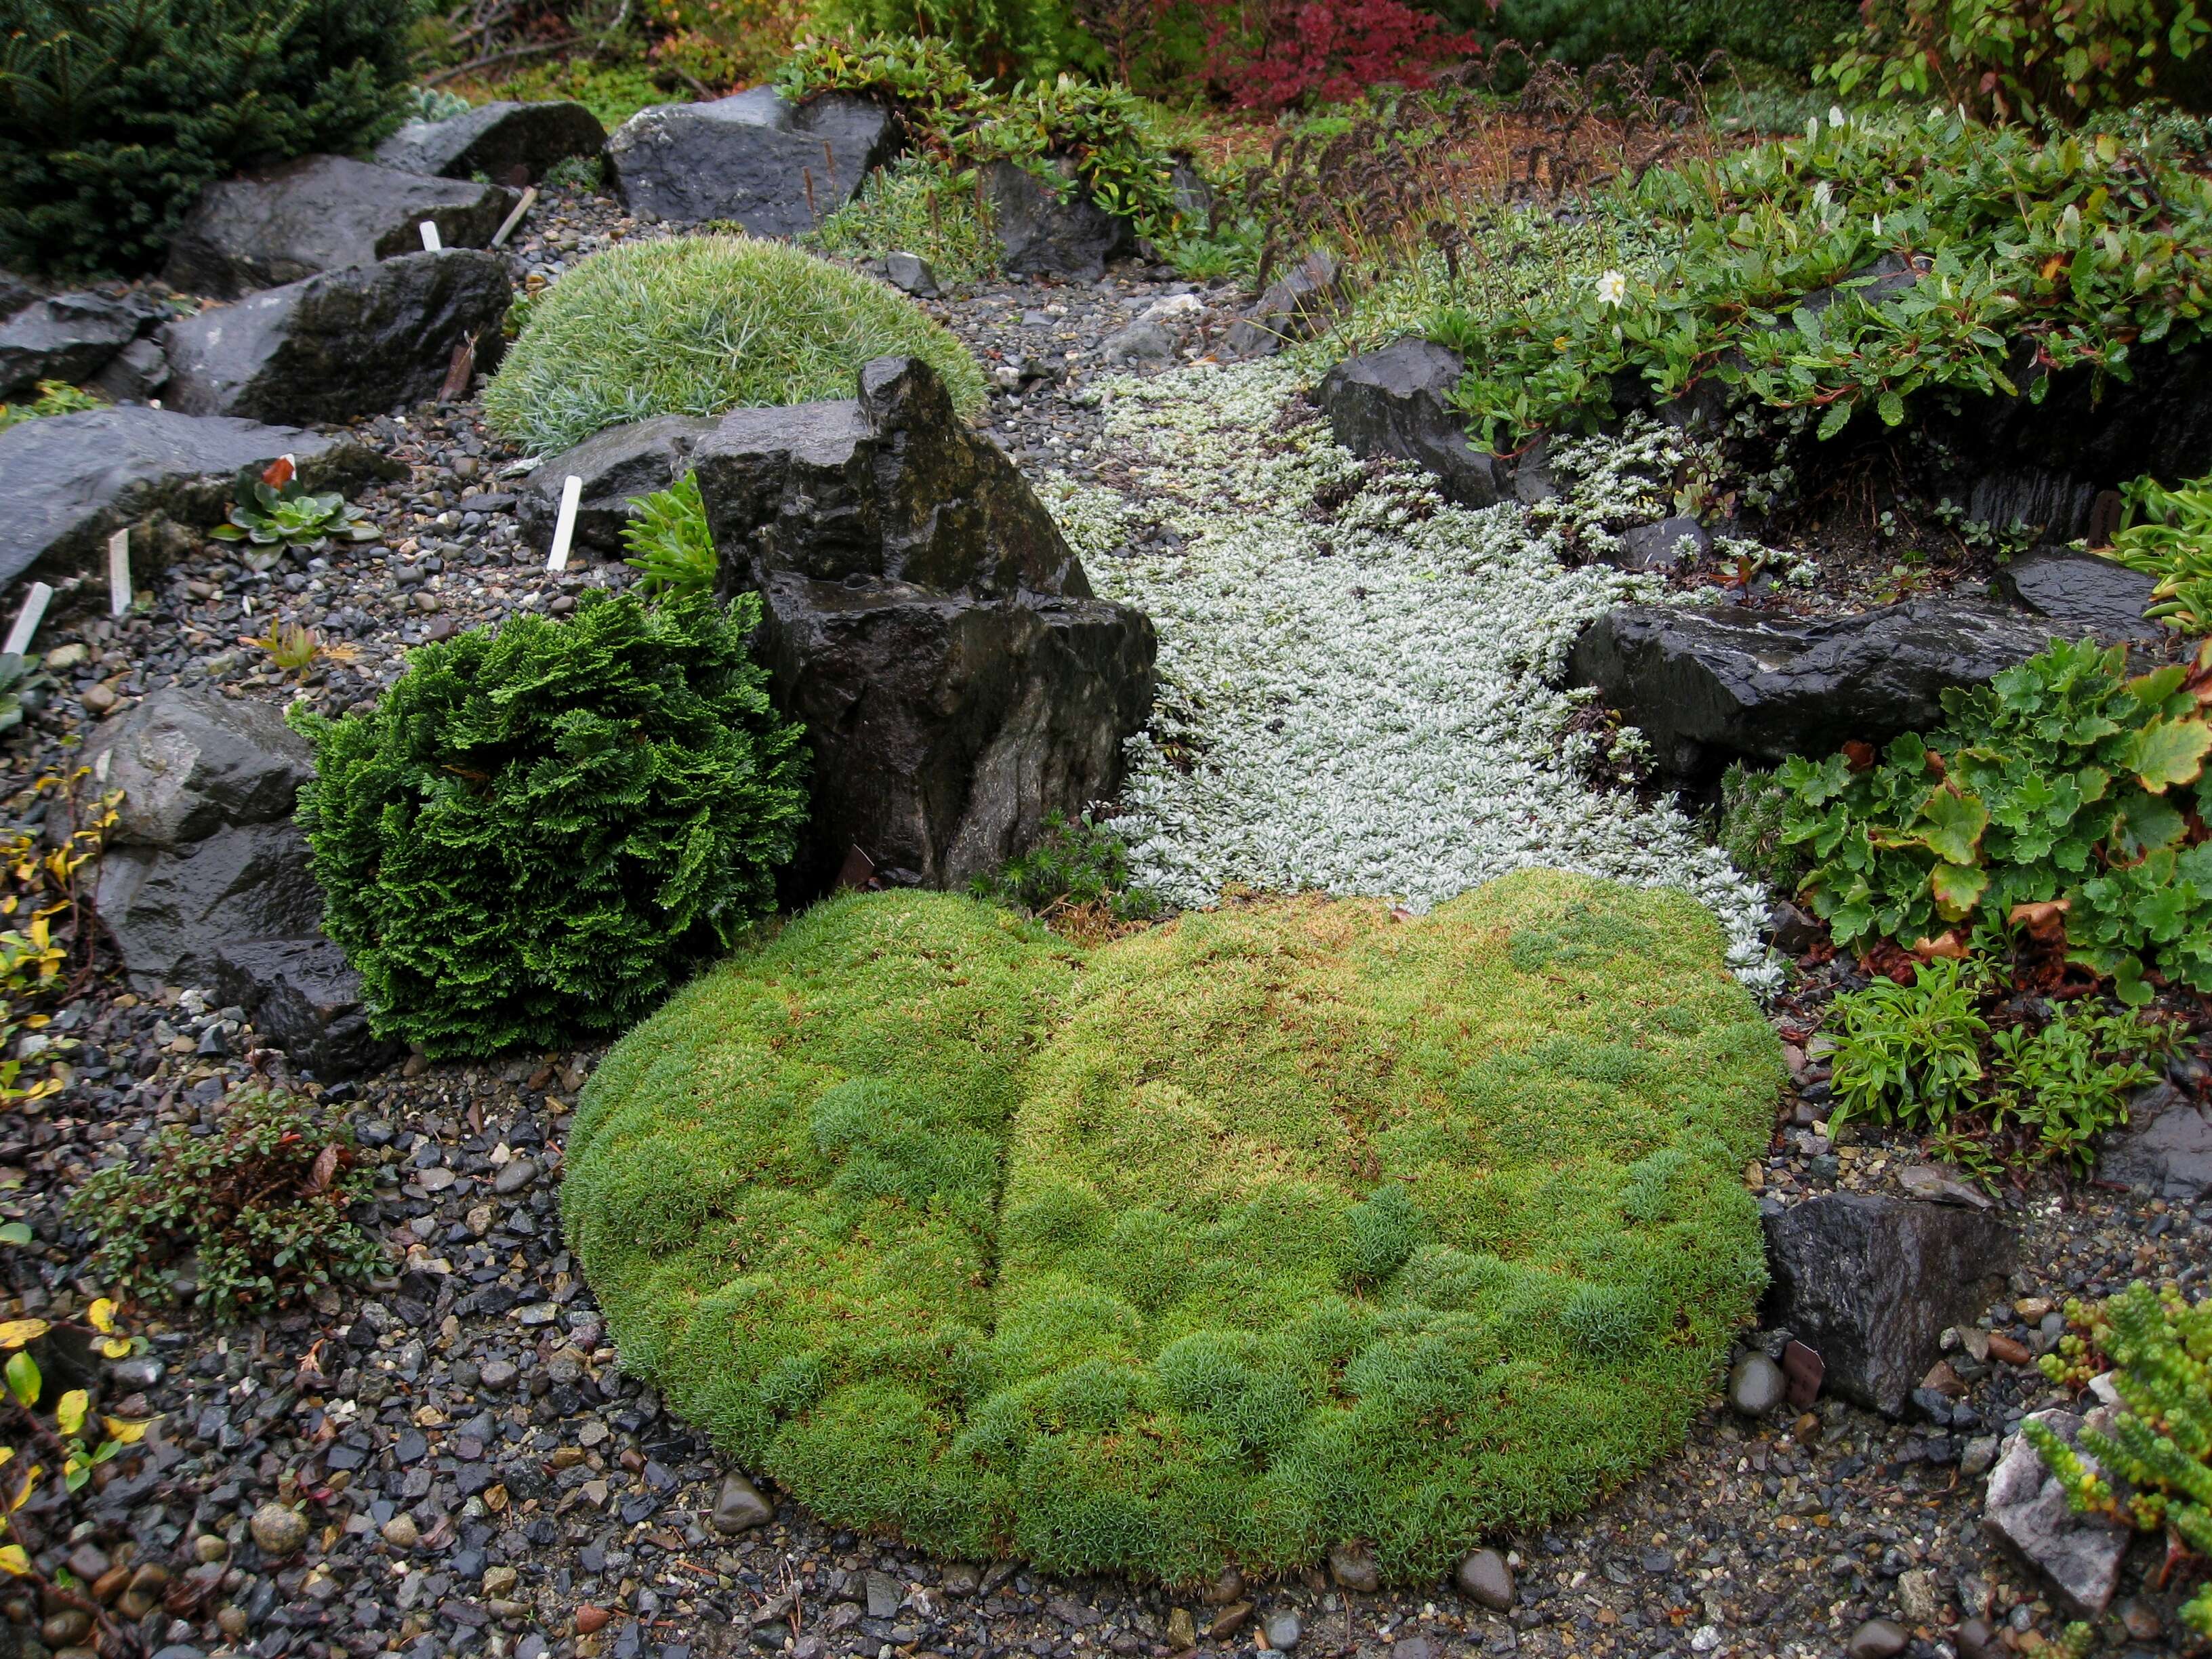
[563,870,1782,1581]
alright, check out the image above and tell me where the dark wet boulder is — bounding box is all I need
[514,413,721,559]
[0,406,395,590]
[0,290,146,398]
[1568,599,2054,784]
[373,99,606,185]
[1761,1191,2016,1416]
[691,354,1155,893]
[1994,549,2163,644]
[1317,337,1509,508]
[605,88,892,234]
[213,937,396,1079]
[986,159,1136,281]
[159,250,511,426]
[163,156,516,299]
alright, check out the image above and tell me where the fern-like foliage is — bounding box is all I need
[2028,1283,2212,1638]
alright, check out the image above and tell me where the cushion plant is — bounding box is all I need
[562,869,1783,1581]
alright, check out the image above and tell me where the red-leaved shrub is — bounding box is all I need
[1194,0,1486,108]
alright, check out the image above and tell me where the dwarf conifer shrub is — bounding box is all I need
[564,871,1782,1581]
[290,590,809,1058]
[483,236,987,455]
[0,0,418,275]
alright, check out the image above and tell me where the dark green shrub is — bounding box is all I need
[1777,638,2212,1003]
[564,871,1782,1581]
[68,1088,384,1313]
[1432,0,1856,75]
[290,590,810,1058]
[0,0,421,276]
[969,809,1161,924]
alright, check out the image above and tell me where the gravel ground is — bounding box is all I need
[2,178,2208,1659]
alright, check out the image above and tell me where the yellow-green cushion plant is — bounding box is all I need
[562,870,1784,1581]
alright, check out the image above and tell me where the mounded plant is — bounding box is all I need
[290,590,809,1057]
[0,0,419,276]
[482,236,987,455]
[563,870,1783,1581]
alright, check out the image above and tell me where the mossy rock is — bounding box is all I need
[562,869,1783,1582]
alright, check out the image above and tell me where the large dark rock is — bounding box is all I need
[1994,549,2163,644]
[1761,1192,2016,1416]
[159,251,510,426]
[2098,1082,2212,1200]
[1568,600,2055,783]
[373,100,606,185]
[0,270,39,320]
[1317,337,1509,508]
[213,937,396,1079]
[0,406,396,590]
[163,157,516,300]
[514,413,720,559]
[986,159,1136,281]
[0,290,144,398]
[87,689,326,989]
[693,354,1155,893]
[605,88,892,234]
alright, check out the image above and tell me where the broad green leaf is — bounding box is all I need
[1930,861,1989,918]
[2120,716,2211,792]
[4,1349,38,1408]
[2114,792,2187,859]
[1877,388,1905,426]
[1917,787,1989,865]
[0,1223,28,1247]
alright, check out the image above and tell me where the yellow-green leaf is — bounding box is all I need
[1917,786,1990,865]
[102,1416,153,1446]
[3,1349,38,1408]
[85,1298,115,1335]
[0,1544,25,1576]
[98,1337,130,1360]
[0,1319,48,1350]
[54,1389,86,1437]
[2121,715,2211,793]
[1931,861,1990,919]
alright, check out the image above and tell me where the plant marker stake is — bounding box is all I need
[546,475,582,573]
[491,187,537,249]
[108,529,130,618]
[2,583,52,657]
[419,220,443,252]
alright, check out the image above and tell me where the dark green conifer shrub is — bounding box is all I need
[290,590,809,1058]
[564,871,1782,1581]
[0,0,420,276]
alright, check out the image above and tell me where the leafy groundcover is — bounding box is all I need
[562,871,1782,1582]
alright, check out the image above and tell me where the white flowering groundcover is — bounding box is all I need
[1045,361,1782,994]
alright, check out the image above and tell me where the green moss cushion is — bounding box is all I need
[562,870,1783,1581]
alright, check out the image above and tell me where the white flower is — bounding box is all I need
[1595,270,1627,306]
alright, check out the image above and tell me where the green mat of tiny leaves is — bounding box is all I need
[562,870,1782,1582]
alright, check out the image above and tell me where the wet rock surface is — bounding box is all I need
[1316,338,1509,508]
[1,171,2205,1659]
[604,89,891,234]
[374,100,607,186]
[162,157,517,299]
[0,288,151,398]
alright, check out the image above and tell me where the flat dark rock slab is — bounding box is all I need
[1995,549,2163,643]
[374,100,606,184]
[605,88,891,234]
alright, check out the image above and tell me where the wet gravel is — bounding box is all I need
[2,178,2208,1659]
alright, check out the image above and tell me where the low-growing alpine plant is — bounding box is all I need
[1777,637,2212,1002]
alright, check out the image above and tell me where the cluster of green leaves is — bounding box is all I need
[68,1088,385,1314]
[808,0,1097,83]
[291,590,809,1057]
[1778,639,2212,1002]
[565,872,1783,1582]
[0,381,101,434]
[209,468,377,556]
[968,809,1161,924]
[2029,1282,2212,1638]
[1436,107,2212,451]
[804,153,1002,282]
[1826,959,2170,1169]
[0,0,420,274]
[2106,469,2212,636]
[620,472,717,596]
[484,234,985,455]
[778,33,1191,243]
[1435,0,1856,75]
[1820,0,2211,124]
